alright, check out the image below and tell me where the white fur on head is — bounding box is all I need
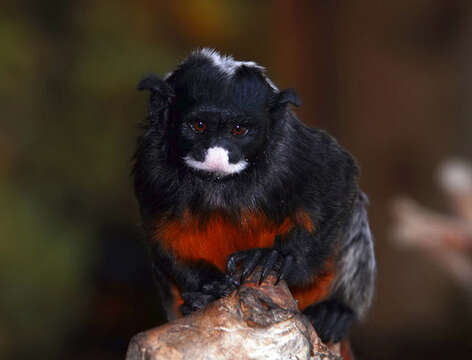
[165,48,278,90]
[184,146,248,176]
[199,48,263,76]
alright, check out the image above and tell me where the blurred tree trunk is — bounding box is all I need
[270,0,339,130]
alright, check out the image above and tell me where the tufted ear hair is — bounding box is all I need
[137,74,175,118]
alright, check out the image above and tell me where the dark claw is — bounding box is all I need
[226,252,247,275]
[240,249,262,282]
[227,247,296,285]
[276,254,293,285]
[259,249,279,284]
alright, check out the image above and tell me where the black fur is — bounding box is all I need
[304,299,356,343]
[133,49,375,342]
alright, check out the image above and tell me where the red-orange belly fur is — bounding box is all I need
[155,211,333,311]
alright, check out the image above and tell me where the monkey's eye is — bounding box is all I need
[189,120,207,134]
[231,124,248,137]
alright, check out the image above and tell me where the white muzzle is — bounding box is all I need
[184,146,248,176]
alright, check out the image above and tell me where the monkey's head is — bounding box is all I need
[138,49,300,179]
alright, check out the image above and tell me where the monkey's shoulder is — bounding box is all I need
[280,122,359,188]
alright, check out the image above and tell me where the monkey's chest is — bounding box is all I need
[156,212,295,271]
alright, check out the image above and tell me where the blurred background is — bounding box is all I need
[1,1,471,359]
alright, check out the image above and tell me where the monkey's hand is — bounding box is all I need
[180,273,238,315]
[226,247,294,285]
[303,299,356,343]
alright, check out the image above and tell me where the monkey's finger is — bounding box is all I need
[226,252,248,275]
[240,250,262,283]
[275,254,293,285]
[225,274,240,288]
[259,249,279,284]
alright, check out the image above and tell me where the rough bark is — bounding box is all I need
[126,273,341,360]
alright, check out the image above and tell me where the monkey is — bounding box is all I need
[133,48,375,346]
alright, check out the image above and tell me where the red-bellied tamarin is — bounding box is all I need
[133,49,376,345]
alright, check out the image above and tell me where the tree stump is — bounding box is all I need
[126,273,341,360]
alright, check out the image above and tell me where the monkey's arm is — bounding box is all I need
[150,241,237,318]
[227,147,360,288]
[227,192,375,343]
[226,144,374,343]
[225,216,350,343]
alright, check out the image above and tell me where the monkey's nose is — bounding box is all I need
[205,147,231,171]
[209,139,241,164]
[184,146,248,176]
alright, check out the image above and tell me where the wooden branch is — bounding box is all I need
[391,158,472,293]
[392,198,472,251]
[126,273,341,360]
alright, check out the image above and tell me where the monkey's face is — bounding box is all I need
[176,104,270,178]
[138,49,300,180]
[164,53,277,178]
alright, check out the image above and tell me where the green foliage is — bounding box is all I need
[0,182,93,358]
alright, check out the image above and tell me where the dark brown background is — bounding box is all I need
[1,1,471,359]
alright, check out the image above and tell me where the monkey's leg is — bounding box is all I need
[307,192,375,343]
[303,299,355,343]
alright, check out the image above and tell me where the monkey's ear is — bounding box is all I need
[276,88,301,107]
[270,88,301,118]
[137,74,175,113]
